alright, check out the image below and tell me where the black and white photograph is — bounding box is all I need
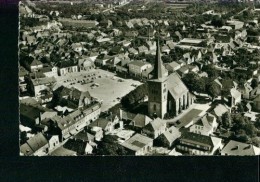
[17,0,260,157]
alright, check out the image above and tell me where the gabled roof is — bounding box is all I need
[20,133,48,156]
[132,114,152,128]
[20,103,48,121]
[161,126,181,143]
[195,113,216,129]
[143,118,165,132]
[120,133,153,152]
[167,72,189,100]
[221,140,260,156]
[230,88,241,99]
[89,118,110,130]
[213,104,229,117]
[180,132,214,149]
[128,61,150,67]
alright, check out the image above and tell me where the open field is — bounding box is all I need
[55,69,142,112]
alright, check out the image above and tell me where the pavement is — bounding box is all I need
[54,68,142,112]
[164,103,211,125]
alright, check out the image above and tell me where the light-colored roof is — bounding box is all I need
[180,38,205,44]
[166,61,180,70]
[221,140,260,156]
[128,61,150,67]
[31,76,56,86]
[132,114,152,128]
[213,104,229,117]
[230,88,241,99]
[167,72,189,99]
[50,147,77,156]
[120,133,153,152]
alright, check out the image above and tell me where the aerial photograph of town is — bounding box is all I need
[18,0,260,156]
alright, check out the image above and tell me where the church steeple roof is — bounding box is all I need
[153,38,166,80]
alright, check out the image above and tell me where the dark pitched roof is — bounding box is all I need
[74,132,94,142]
[89,118,110,130]
[20,103,48,121]
[20,133,48,155]
[152,39,167,80]
[57,60,77,68]
[181,132,213,148]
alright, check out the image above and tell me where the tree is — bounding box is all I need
[207,82,221,99]
[95,135,129,156]
[202,64,219,79]
[182,72,206,93]
[211,16,225,28]
[221,112,232,129]
[20,131,28,145]
[251,78,258,89]
[244,123,257,137]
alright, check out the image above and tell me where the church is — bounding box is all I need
[148,40,195,119]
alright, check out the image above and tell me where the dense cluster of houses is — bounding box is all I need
[19,2,260,156]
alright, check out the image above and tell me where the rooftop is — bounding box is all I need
[120,133,153,152]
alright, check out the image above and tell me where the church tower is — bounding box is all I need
[148,39,168,119]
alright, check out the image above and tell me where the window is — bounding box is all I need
[153,104,156,111]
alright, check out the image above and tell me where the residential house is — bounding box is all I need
[253,95,260,112]
[189,113,218,136]
[40,65,58,78]
[19,66,29,92]
[30,60,43,72]
[128,61,152,77]
[120,133,153,156]
[20,133,48,156]
[212,104,230,118]
[165,61,181,73]
[129,113,152,129]
[115,58,131,74]
[78,58,95,71]
[142,118,167,139]
[226,20,244,30]
[63,138,94,155]
[89,116,118,133]
[176,132,223,155]
[229,88,242,107]
[29,76,56,97]
[50,147,77,156]
[221,140,260,156]
[20,103,56,128]
[155,126,181,148]
[87,126,103,141]
[57,61,78,76]
[250,85,260,99]
[49,103,101,141]
[138,45,149,54]
[95,54,113,66]
[128,47,138,55]
[47,135,60,152]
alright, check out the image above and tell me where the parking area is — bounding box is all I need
[55,69,142,112]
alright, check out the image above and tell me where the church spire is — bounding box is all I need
[153,38,165,80]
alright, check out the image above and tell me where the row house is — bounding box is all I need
[176,132,223,155]
[49,103,101,142]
